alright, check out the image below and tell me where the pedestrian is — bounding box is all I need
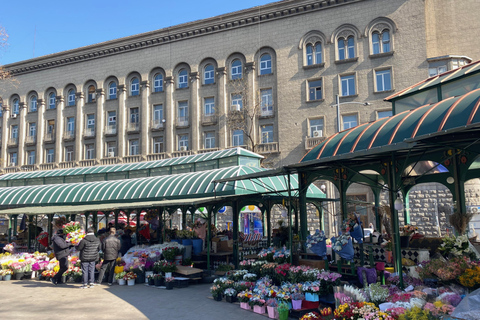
[77,227,101,289]
[120,229,133,256]
[97,227,121,285]
[51,228,72,285]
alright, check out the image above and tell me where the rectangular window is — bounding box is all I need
[109,85,117,99]
[107,111,116,126]
[129,139,139,155]
[10,152,17,165]
[376,69,392,92]
[204,97,215,115]
[308,79,322,101]
[86,114,95,129]
[11,125,18,139]
[65,146,74,161]
[153,137,164,153]
[178,101,188,125]
[204,132,216,149]
[85,144,95,159]
[46,149,55,163]
[377,110,392,119]
[68,91,76,106]
[231,94,243,111]
[130,108,139,124]
[153,104,163,121]
[106,142,116,157]
[261,125,274,144]
[309,118,324,137]
[29,123,36,137]
[342,114,358,130]
[204,68,214,85]
[232,130,244,146]
[260,89,273,116]
[67,117,75,133]
[47,120,55,135]
[178,134,188,151]
[341,75,356,96]
[428,65,447,77]
[28,151,35,165]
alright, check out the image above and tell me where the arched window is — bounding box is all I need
[231,59,242,80]
[204,65,214,85]
[153,74,163,92]
[338,36,355,60]
[48,92,56,109]
[30,95,37,112]
[372,28,391,54]
[178,69,188,89]
[68,89,76,106]
[260,54,272,75]
[306,43,322,65]
[88,85,96,102]
[12,98,19,114]
[130,78,139,96]
[108,82,117,99]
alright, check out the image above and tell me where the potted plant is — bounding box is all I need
[266,299,278,319]
[162,247,178,261]
[115,271,127,285]
[237,290,252,309]
[147,274,155,286]
[210,283,223,301]
[165,276,174,290]
[158,260,177,278]
[131,266,145,284]
[224,288,237,303]
[291,292,305,310]
[249,297,266,314]
[123,271,137,286]
[277,302,289,320]
[2,269,13,281]
[400,224,418,247]
[153,274,164,287]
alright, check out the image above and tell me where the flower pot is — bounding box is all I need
[240,302,251,310]
[0,275,3,281]
[145,271,153,283]
[267,306,278,319]
[4,274,12,281]
[15,272,24,280]
[278,310,289,320]
[118,279,126,286]
[305,292,319,302]
[225,295,237,303]
[292,299,302,310]
[24,271,32,280]
[385,250,393,263]
[148,278,155,286]
[213,294,222,301]
[154,278,164,287]
[127,279,135,286]
[135,272,145,284]
[400,235,411,248]
[165,282,173,290]
[254,305,266,314]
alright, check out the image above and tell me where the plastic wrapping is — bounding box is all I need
[451,288,480,320]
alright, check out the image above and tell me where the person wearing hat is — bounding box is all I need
[51,228,72,285]
[77,227,101,289]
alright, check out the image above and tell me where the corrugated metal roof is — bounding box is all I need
[0,147,262,181]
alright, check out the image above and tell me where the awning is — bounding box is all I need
[301,88,480,163]
[0,165,325,210]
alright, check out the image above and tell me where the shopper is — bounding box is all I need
[120,229,133,256]
[97,227,121,285]
[77,227,101,289]
[51,229,71,285]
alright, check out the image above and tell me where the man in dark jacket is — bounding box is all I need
[51,229,71,285]
[97,227,121,285]
[77,227,101,289]
[120,229,133,256]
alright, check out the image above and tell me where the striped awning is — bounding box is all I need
[301,88,480,162]
[0,165,324,209]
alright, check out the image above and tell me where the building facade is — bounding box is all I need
[0,0,479,234]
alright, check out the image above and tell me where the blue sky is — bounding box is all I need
[0,0,275,65]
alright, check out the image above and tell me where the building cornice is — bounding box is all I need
[5,0,364,76]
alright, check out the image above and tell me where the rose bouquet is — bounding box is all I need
[123,271,137,280]
[257,247,276,262]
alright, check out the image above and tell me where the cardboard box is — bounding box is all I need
[218,239,233,252]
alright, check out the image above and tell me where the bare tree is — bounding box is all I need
[0,25,18,95]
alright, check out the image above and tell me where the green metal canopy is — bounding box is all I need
[301,88,480,162]
[0,165,324,208]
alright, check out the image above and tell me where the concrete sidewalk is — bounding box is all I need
[0,279,267,320]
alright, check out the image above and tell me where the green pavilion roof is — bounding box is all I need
[0,147,262,181]
[0,165,324,209]
[301,88,480,162]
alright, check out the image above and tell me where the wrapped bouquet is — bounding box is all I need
[63,222,86,245]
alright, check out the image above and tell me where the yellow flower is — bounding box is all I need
[54,265,60,272]
[114,266,124,274]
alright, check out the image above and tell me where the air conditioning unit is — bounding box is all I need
[179,146,187,151]
[11,114,17,119]
[313,130,323,138]
[9,162,15,167]
[108,152,115,158]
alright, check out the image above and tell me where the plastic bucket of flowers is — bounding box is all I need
[124,271,137,286]
[291,292,304,310]
[266,299,278,319]
[116,272,126,285]
[165,277,174,290]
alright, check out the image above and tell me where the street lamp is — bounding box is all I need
[333,94,371,132]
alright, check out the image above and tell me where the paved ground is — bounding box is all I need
[0,279,267,320]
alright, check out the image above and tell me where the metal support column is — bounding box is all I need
[266,205,272,247]
[207,207,212,272]
[232,201,239,269]
[299,172,308,253]
[388,156,403,288]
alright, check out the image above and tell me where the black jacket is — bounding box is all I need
[52,232,71,260]
[77,234,101,262]
[120,234,133,255]
[102,235,121,261]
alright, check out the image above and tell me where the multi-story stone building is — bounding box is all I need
[0,0,479,234]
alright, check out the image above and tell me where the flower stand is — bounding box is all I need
[127,279,135,286]
[4,274,11,281]
[118,279,126,286]
[292,300,302,310]
[240,302,251,310]
[267,306,278,319]
[253,305,266,314]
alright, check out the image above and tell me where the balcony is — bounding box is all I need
[8,138,18,146]
[63,131,75,141]
[202,114,218,126]
[176,117,189,127]
[84,127,95,138]
[105,125,117,135]
[3,166,19,174]
[256,142,279,154]
[197,148,219,154]
[25,135,36,145]
[123,155,144,163]
[59,161,76,169]
[127,122,140,132]
[151,119,164,130]
[100,157,120,165]
[305,135,327,150]
[258,108,275,118]
[146,153,168,161]
[39,163,56,170]
[171,149,193,158]
[45,133,55,143]
[79,159,96,167]
[21,164,37,171]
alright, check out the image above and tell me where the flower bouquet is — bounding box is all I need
[165,276,175,290]
[123,271,137,280]
[300,312,321,320]
[331,233,354,261]
[115,271,126,280]
[224,288,237,303]
[258,247,276,262]
[162,247,179,261]
[368,283,389,306]
[64,222,86,246]
[343,213,363,243]
[210,284,223,300]
[317,270,342,295]
[273,247,291,264]
[402,224,418,236]
[156,260,177,273]
[291,292,305,310]
[439,234,476,260]
[4,243,15,253]
[265,299,278,319]
[306,229,327,258]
